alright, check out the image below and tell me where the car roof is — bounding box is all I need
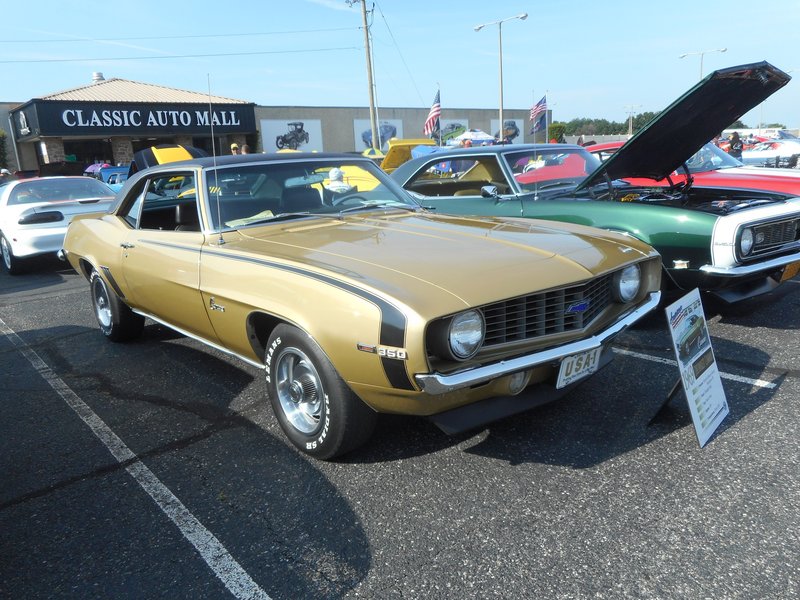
[389,143,586,179]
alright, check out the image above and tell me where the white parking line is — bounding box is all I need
[0,317,271,600]
[613,347,777,389]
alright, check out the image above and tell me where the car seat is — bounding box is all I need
[281,187,322,211]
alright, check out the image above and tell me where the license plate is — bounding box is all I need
[780,260,800,282]
[556,347,603,389]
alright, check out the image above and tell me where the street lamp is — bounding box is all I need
[679,48,727,79]
[474,13,527,140]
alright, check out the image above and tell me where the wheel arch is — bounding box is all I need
[246,310,295,362]
[76,257,95,281]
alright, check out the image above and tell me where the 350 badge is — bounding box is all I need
[356,343,408,360]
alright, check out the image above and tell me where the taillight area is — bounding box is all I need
[18,209,65,225]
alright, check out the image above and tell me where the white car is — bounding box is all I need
[0,176,115,274]
[741,139,800,168]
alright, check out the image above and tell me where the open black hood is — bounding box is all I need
[579,61,791,189]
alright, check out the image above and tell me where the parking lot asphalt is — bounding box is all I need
[1,258,798,599]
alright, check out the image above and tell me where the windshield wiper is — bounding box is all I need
[337,202,418,217]
[228,211,321,228]
[535,180,579,191]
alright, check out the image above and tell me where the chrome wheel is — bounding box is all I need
[92,276,113,328]
[274,346,324,434]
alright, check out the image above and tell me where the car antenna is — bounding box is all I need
[207,74,225,245]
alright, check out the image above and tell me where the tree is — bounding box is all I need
[548,123,566,143]
[728,120,748,129]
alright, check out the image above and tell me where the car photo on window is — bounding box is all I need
[61,151,662,459]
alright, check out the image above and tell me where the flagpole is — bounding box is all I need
[531,89,535,143]
[545,91,549,142]
[437,86,442,146]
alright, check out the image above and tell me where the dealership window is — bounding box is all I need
[63,139,114,167]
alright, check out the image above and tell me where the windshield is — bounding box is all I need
[502,147,602,192]
[684,142,742,172]
[204,159,419,230]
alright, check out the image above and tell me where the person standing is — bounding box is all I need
[230,143,240,155]
[728,132,743,159]
[241,144,251,154]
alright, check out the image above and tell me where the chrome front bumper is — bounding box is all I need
[700,249,800,276]
[415,291,661,395]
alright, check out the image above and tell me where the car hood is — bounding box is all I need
[578,61,791,190]
[230,211,656,310]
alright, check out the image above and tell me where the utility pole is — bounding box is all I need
[350,0,379,151]
[624,104,642,136]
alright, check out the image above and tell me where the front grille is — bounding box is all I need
[752,218,800,255]
[482,274,612,347]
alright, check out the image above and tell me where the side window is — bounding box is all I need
[404,156,508,198]
[124,171,200,232]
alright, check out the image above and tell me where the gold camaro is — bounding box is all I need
[61,152,662,459]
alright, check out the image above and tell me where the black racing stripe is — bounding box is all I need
[203,248,415,390]
[381,357,414,390]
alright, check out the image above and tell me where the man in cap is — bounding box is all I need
[325,167,353,193]
[0,168,13,183]
[230,143,240,155]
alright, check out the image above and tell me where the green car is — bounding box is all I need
[391,61,800,304]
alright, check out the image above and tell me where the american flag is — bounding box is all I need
[529,95,547,134]
[423,90,441,136]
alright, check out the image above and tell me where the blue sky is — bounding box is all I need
[3,0,799,128]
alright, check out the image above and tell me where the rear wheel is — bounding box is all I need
[89,269,144,342]
[1,234,24,275]
[265,324,376,459]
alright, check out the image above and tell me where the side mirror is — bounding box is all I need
[480,185,499,198]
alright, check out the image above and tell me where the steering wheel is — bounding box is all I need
[331,195,368,206]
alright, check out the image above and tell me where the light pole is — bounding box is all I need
[679,48,727,79]
[474,13,527,140]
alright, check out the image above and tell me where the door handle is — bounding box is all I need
[120,242,135,249]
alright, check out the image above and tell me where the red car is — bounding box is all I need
[588,140,800,195]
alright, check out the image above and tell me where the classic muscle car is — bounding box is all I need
[588,140,800,195]
[391,62,800,304]
[61,152,661,459]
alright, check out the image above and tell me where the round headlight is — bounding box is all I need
[449,310,485,359]
[739,227,754,256]
[613,264,641,303]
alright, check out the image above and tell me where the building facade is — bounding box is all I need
[1,74,538,174]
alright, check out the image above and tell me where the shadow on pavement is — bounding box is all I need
[2,323,371,600]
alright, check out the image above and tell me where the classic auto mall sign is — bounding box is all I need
[61,108,242,129]
[13,100,256,139]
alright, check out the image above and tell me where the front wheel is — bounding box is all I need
[1,234,24,275]
[265,324,376,459]
[89,269,144,342]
